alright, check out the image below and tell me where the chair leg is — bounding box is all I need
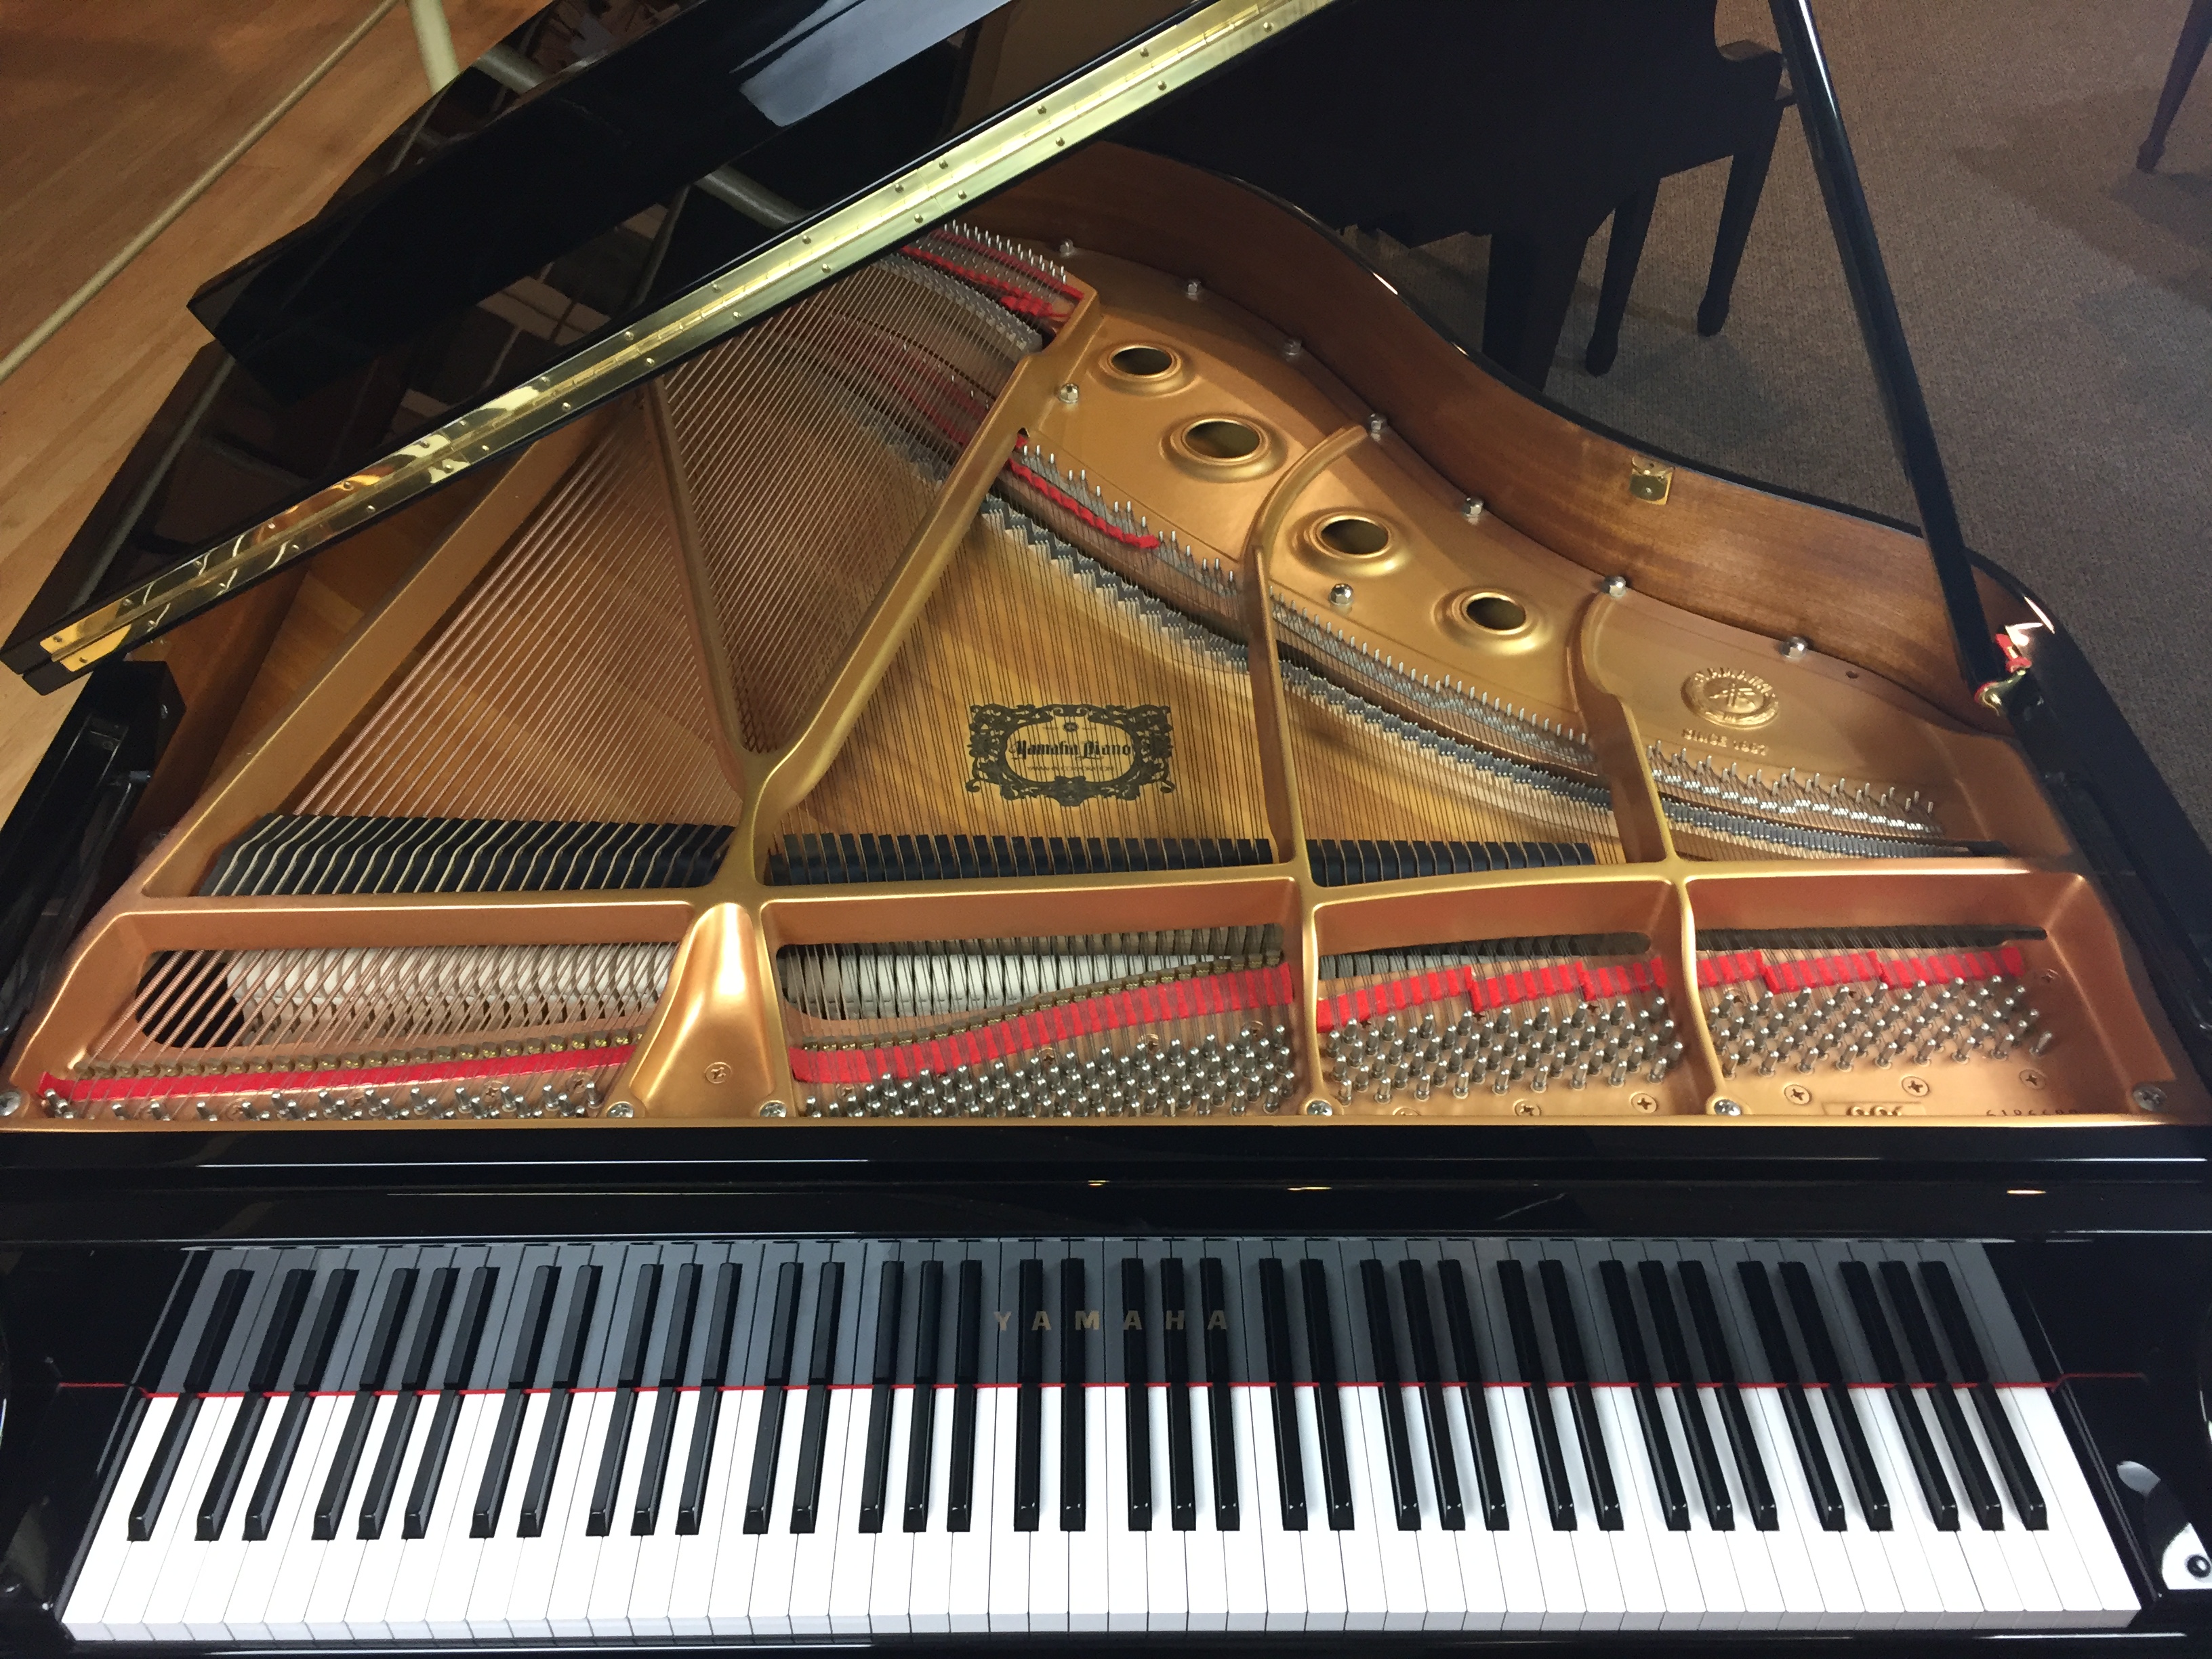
[1584,184,1657,375]
[1484,232,1590,392]
[1699,96,1786,337]
[2139,0,2212,172]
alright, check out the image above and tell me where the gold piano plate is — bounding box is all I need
[4,150,2200,1131]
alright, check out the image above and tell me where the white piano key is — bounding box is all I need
[2005,1386,2139,1626]
[240,1393,348,1641]
[1917,1385,2025,1627]
[1695,1385,1803,1631]
[62,1395,176,1641]
[403,1397,501,1645]
[1436,1386,1508,1631]
[1028,1386,1069,1631]
[745,1385,811,1637]
[466,1389,552,1639]
[1589,1387,1669,1631]
[1242,1384,1309,1631]
[1745,1388,1862,1628]
[340,1399,440,1641]
[186,1399,291,1639]
[541,1389,615,1639]
[908,1385,960,1633]
[701,1387,766,1637]
[788,1387,856,1635]
[947,1388,996,1634]
[300,1395,394,1640]
[1102,1385,1145,1632]
[1992,1393,2100,1624]
[861,1387,919,1634]
[626,1387,701,1635]
[1804,1385,1903,1629]
[1550,1385,1626,1631]
[506,1397,601,1645]
[1401,1383,1468,1631]
[1185,1385,1231,1631]
[1143,1385,1187,1631]
[1292,1385,1348,1630]
[1345,1383,1418,1629]
[1596,1385,1694,1631]
[1847,1384,1954,1628]
[1495,1383,1583,1631]
[668,1387,748,1637]
[135,1395,243,1641]
[987,1385,1033,1633]
[1655,1388,1746,1630]
[582,1389,657,1638]
[1223,1382,1271,1631]
[1956,1383,2061,1624]
[830,1395,884,1635]
[1069,1385,1111,1633]
[417,1394,502,1638]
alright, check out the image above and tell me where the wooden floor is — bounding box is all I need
[0,0,544,820]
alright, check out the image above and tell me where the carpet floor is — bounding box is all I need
[1354,0,2212,842]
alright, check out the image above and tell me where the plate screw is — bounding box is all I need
[1184,279,1203,300]
[1460,497,1486,523]
[704,1061,731,1084]
[0,1088,21,1118]
[2020,1068,2047,1090]
[1601,574,1629,598]
[758,1101,787,1118]
[606,1101,634,1118]
[1057,382,1080,405]
[1058,239,1077,257]
[1280,337,1303,361]
[1304,1099,1333,1116]
[1328,582,1354,611]
[1711,1097,1744,1117]
[1782,1082,1813,1106]
[1513,1099,1539,1117]
[1780,635,1810,661]
[2132,1083,2166,1113]
[1366,413,1387,441]
[1901,1075,1931,1098]
[1630,1092,1658,1113]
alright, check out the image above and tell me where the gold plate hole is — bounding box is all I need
[1315,514,1391,557]
[1181,417,1263,459]
[1463,592,1529,632]
[1110,344,1176,377]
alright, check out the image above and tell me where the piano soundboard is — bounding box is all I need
[60,1235,2134,1641]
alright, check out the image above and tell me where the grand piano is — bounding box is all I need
[3,0,2212,1647]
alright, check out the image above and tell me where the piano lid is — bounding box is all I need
[6,0,1998,695]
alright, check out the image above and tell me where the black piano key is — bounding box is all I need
[1879,1259,2003,1530]
[1436,1258,1507,1530]
[361,1263,457,1538]
[246,1266,357,1540]
[199,1265,313,1539]
[1257,1256,1308,1530]
[1839,1259,1959,1530]
[1780,1261,1890,1530]
[1919,1259,2046,1528]
[1538,1258,1622,1532]
[131,1266,251,1541]
[520,1263,601,1538]
[591,1261,663,1536]
[1298,1256,1356,1530]
[1200,1256,1240,1530]
[678,1260,743,1535]
[1061,1255,1087,1530]
[1677,1260,1778,1531]
[1636,1259,1735,1531]
[1496,1259,1575,1529]
[1736,1259,1847,1531]
[634,1261,703,1535]
[1397,1260,1465,1531]
[947,1258,983,1532]
[1161,1258,1197,1531]
[403,1262,498,1538]
[790,1259,845,1533]
[1121,1257,1152,1532]
[1359,1259,1421,1530]
[904,1260,945,1532]
[859,1259,905,1534]
[316,1267,417,1540]
[473,1262,560,1538]
[1598,1260,1689,1532]
[745,1260,803,1534]
[1012,1257,1045,1532]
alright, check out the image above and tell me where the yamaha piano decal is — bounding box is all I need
[967,703,1173,807]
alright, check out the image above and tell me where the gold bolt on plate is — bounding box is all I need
[1513,1099,1540,1117]
[758,1101,787,1118]
[1900,1076,1932,1098]
[1304,1099,1333,1116]
[703,1062,731,1084]
[1630,1092,1659,1113]
[1782,1083,1813,1106]
[1711,1098,1744,1117]
[2132,1083,2166,1112]
[2020,1069,2047,1090]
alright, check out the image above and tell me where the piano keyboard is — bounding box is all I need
[62,1236,2137,1641]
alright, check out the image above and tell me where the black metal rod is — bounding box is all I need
[1767,0,2005,690]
